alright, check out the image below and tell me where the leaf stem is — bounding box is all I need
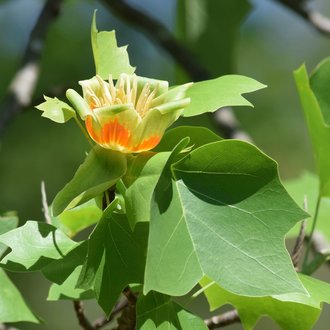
[74,116,94,148]
[302,194,321,272]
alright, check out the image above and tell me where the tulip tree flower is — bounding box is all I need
[66,74,192,153]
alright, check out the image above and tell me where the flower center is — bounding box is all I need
[87,74,158,118]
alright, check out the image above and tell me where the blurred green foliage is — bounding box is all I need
[1,0,330,329]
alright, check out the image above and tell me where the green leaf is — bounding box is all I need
[77,204,148,315]
[91,12,135,79]
[0,269,39,323]
[0,221,76,271]
[154,126,222,152]
[42,241,87,284]
[52,146,127,216]
[125,138,189,228]
[310,57,330,125]
[284,172,330,241]
[0,214,18,257]
[144,140,307,297]
[54,198,103,237]
[201,274,330,330]
[136,292,207,330]
[294,63,330,197]
[176,0,251,78]
[35,96,76,123]
[48,266,94,301]
[183,75,266,117]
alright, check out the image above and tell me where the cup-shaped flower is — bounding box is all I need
[66,74,191,153]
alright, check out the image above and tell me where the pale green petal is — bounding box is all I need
[152,98,190,114]
[151,82,192,107]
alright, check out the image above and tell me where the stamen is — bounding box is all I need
[136,83,150,116]
[131,75,137,107]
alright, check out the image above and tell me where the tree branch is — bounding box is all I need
[274,0,330,35]
[205,309,241,329]
[73,301,94,330]
[0,0,63,138]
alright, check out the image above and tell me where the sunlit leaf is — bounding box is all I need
[201,274,330,330]
[54,198,102,237]
[183,75,266,117]
[91,12,135,79]
[35,96,76,123]
[0,221,76,271]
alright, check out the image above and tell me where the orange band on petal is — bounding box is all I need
[133,135,161,152]
[86,116,102,143]
[101,118,131,148]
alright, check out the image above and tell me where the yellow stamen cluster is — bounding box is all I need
[86,74,158,118]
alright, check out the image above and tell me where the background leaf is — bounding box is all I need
[144,140,307,297]
[52,146,127,216]
[284,172,330,242]
[201,274,330,330]
[294,63,330,197]
[48,266,94,301]
[183,75,266,117]
[176,0,251,79]
[0,221,76,271]
[92,12,135,79]
[136,292,207,330]
[53,198,102,237]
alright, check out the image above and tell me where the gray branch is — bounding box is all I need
[275,0,330,35]
[0,0,63,138]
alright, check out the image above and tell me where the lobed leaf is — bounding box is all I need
[0,221,76,271]
[183,75,266,117]
[144,140,307,297]
[77,203,148,315]
[201,274,330,330]
[35,96,76,123]
[91,12,135,79]
[136,292,207,330]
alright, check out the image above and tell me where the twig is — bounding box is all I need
[93,299,128,329]
[115,287,137,330]
[41,181,51,224]
[275,0,330,35]
[291,196,308,270]
[0,0,63,138]
[73,301,94,330]
[205,309,241,329]
[291,220,307,270]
